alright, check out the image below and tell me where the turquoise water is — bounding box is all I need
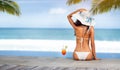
[0,28,120,41]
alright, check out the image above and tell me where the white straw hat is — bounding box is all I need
[72,10,95,26]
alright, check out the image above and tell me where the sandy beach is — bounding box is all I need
[0,56,120,70]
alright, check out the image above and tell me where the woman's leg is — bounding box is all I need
[73,52,79,60]
[86,52,93,60]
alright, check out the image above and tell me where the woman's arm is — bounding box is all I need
[90,26,97,60]
[67,9,80,29]
[67,8,86,29]
[67,9,87,29]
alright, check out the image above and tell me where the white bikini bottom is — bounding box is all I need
[75,52,90,60]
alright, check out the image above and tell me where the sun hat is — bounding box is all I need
[72,10,95,26]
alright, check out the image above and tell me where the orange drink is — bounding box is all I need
[61,46,67,55]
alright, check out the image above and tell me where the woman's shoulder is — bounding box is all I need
[90,26,94,29]
[89,26,94,32]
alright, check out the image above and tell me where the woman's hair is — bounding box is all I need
[75,20,82,26]
[75,20,89,29]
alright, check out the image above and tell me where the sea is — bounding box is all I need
[0,28,120,58]
[0,28,120,40]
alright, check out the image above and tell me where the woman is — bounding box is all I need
[67,8,98,60]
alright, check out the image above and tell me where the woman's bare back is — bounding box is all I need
[73,26,93,60]
[74,26,91,51]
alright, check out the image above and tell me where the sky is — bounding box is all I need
[0,0,120,29]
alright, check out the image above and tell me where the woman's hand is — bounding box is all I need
[77,8,87,12]
[70,8,87,16]
[94,57,101,60]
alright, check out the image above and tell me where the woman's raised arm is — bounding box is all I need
[67,10,79,29]
[67,9,87,29]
